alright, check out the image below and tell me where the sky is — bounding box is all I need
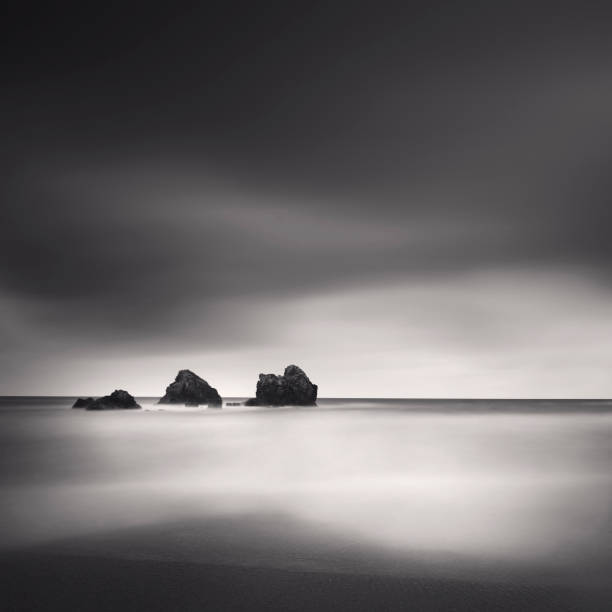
[2,2,612,397]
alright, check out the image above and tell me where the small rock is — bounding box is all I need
[72,397,95,408]
[87,390,140,410]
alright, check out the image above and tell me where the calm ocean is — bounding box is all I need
[1,397,611,609]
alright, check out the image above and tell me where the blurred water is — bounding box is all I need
[1,397,611,572]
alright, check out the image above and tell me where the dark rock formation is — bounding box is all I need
[87,390,140,410]
[246,365,317,406]
[159,369,222,406]
[72,397,95,408]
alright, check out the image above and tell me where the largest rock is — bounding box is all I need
[159,369,222,406]
[247,365,317,406]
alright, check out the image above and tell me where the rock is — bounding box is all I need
[184,401,200,407]
[159,369,222,406]
[87,390,140,410]
[72,397,94,408]
[247,365,317,406]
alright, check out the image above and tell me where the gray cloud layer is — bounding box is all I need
[3,3,612,394]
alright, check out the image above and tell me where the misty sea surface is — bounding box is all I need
[1,397,612,609]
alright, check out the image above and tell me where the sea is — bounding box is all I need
[1,397,611,611]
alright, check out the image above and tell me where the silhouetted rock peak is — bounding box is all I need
[87,390,140,410]
[246,364,317,406]
[72,397,95,408]
[159,369,222,406]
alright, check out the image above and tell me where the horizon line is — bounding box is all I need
[2,395,612,402]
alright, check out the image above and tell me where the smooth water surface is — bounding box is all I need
[1,397,611,586]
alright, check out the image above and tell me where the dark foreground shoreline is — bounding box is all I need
[3,551,609,612]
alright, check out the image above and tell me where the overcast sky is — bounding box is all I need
[3,2,612,397]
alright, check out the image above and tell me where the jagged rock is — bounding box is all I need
[159,369,222,406]
[87,389,140,410]
[247,365,317,406]
[72,397,95,408]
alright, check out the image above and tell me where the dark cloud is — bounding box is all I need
[3,2,612,392]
